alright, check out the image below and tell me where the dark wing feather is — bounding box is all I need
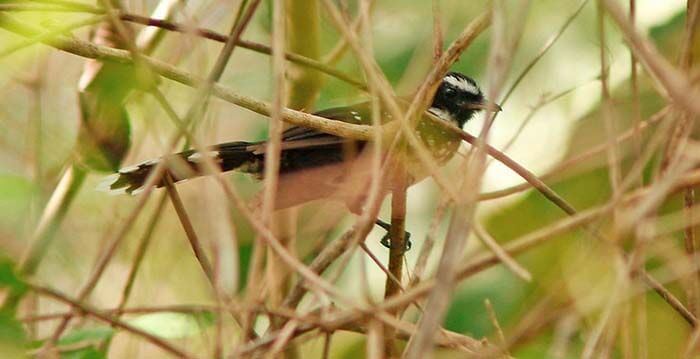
[262,102,375,173]
[280,102,373,142]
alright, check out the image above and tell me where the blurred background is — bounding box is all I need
[0,0,697,357]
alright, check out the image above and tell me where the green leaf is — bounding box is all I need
[126,311,215,339]
[61,345,107,359]
[0,310,27,358]
[0,258,26,297]
[58,326,113,346]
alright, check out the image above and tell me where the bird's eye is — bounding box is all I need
[443,88,456,97]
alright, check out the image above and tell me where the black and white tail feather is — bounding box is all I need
[98,141,261,195]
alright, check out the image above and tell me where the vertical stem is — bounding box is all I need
[625,5,644,358]
[262,3,294,357]
[322,332,333,359]
[383,164,408,357]
[267,3,324,357]
[404,1,513,355]
[629,0,642,178]
[384,175,408,299]
[683,0,700,317]
[432,0,444,63]
[285,0,322,111]
[597,0,621,219]
[685,188,698,315]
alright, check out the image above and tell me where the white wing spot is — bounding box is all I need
[188,151,220,163]
[118,157,161,174]
[142,159,160,166]
[118,165,140,174]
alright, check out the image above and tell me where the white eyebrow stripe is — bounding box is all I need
[444,75,480,95]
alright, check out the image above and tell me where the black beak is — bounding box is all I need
[461,99,502,112]
[487,100,503,112]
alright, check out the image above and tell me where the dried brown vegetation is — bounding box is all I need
[0,0,699,358]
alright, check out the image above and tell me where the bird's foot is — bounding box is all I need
[375,219,412,252]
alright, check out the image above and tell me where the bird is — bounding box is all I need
[99,71,500,248]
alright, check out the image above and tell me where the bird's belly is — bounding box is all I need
[261,132,461,211]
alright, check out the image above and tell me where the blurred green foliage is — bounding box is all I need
[0,258,26,358]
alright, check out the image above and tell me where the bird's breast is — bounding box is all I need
[403,120,462,182]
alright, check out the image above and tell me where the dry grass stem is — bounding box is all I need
[164,174,214,281]
[474,223,532,282]
[33,284,195,358]
[484,298,509,356]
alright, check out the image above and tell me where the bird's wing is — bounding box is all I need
[284,102,373,139]
[250,102,374,154]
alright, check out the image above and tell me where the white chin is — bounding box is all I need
[428,107,457,124]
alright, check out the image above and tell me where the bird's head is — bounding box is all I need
[429,72,501,127]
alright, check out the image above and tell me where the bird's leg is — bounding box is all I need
[344,192,411,250]
[375,219,412,251]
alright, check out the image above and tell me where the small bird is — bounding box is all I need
[100,72,500,247]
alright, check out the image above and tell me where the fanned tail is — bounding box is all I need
[97,141,260,195]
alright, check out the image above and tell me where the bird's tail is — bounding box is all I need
[98,141,260,195]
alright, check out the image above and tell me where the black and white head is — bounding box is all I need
[429,72,501,127]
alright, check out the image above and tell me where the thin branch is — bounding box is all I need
[628,0,643,186]
[318,169,700,338]
[404,2,522,355]
[384,164,408,357]
[484,298,509,356]
[0,14,105,58]
[432,0,443,62]
[258,0,292,345]
[32,284,195,358]
[479,106,669,201]
[282,229,356,309]
[117,13,366,89]
[474,223,532,282]
[497,0,590,108]
[602,0,700,117]
[0,3,102,13]
[0,12,375,140]
[115,193,168,312]
[164,174,214,281]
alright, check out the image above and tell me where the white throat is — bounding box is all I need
[428,107,458,125]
